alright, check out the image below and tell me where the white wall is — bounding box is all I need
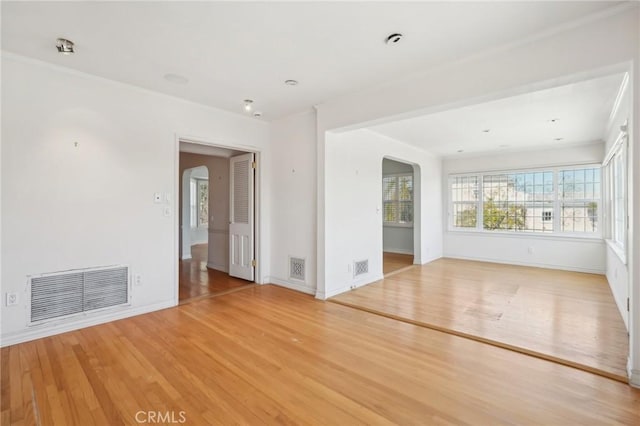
[268,110,317,295]
[322,129,442,299]
[0,54,270,345]
[443,144,606,274]
[382,158,414,254]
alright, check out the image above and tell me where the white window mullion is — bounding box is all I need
[477,173,484,231]
[553,169,560,234]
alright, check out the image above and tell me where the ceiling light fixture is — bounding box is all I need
[385,33,403,45]
[549,118,559,123]
[457,149,464,153]
[56,38,75,55]
[253,111,262,117]
[554,137,564,141]
[244,99,253,112]
[482,129,491,133]
[285,79,298,86]
[163,73,189,85]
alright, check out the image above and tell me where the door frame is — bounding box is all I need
[173,135,263,305]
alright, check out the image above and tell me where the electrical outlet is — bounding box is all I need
[154,192,162,203]
[6,292,18,306]
[134,274,142,287]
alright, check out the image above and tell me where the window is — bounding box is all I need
[604,132,627,254]
[612,150,625,246]
[190,178,208,228]
[451,176,478,228]
[558,168,600,233]
[449,165,601,236]
[383,174,413,225]
[483,171,554,233]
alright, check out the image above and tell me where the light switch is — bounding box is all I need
[154,193,162,203]
[165,193,171,203]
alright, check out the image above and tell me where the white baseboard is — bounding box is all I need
[268,276,316,295]
[320,274,385,300]
[443,253,605,275]
[206,262,228,273]
[416,255,442,265]
[630,369,640,388]
[1,300,175,347]
[628,357,639,388]
[383,248,414,255]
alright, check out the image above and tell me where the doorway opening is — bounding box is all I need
[382,157,416,276]
[178,140,258,303]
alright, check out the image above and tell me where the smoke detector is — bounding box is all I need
[385,33,403,45]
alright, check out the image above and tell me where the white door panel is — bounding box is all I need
[229,153,255,281]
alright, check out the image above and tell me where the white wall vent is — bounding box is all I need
[289,257,306,282]
[29,266,129,324]
[354,259,369,277]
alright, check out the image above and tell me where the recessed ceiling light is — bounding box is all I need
[385,33,403,45]
[457,149,464,153]
[554,137,564,141]
[549,118,559,123]
[253,111,262,117]
[482,129,491,133]
[285,79,298,86]
[56,38,75,55]
[163,73,189,85]
[244,99,254,112]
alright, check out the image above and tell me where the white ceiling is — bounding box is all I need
[369,73,625,157]
[1,1,622,120]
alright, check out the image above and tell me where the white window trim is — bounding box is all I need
[602,129,628,264]
[190,177,208,229]
[383,172,414,227]
[448,163,603,239]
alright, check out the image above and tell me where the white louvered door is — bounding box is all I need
[229,153,255,281]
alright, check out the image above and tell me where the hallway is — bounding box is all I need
[179,243,254,303]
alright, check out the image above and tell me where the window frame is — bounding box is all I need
[448,163,602,239]
[603,131,628,263]
[383,172,414,228]
[190,177,209,229]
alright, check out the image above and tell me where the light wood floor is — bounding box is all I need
[331,258,630,382]
[383,252,413,275]
[2,285,639,425]
[179,243,254,302]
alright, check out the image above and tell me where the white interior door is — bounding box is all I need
[229,153,255,281]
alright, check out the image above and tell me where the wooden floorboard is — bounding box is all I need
[179,243,254,302]
[383,252,413,275]
[2,285,639,425]
[331,258,630,382]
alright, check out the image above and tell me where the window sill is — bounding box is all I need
[446,228,604,243]
[384,223,414,228]
[605,239,627,265]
